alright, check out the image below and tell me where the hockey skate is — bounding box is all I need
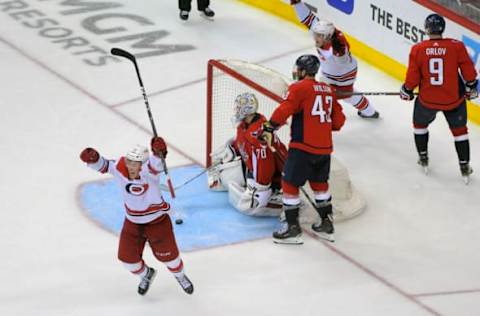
[357,110,380,119]
[200,7,215,19]
[179,10,189,20]
[273,223,303,244]
[138,267,156,295]
[417,152,429,175]
[175,274,194,294]
[311,216,335,242]
[460,162,473,185]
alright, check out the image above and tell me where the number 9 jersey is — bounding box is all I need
[270,78,346,155]
[404,38,477,110]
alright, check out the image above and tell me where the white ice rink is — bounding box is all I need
[1,1,479,315]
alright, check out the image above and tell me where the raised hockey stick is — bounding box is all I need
[111,47,183,224]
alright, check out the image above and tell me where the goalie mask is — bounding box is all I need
[232,92,259,124]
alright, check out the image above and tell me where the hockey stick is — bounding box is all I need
[265,142,317,210]
[111,47,183,224]
[158,161,224,192]
[336,91,419,96]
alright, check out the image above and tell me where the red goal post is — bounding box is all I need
[206,59,291,167]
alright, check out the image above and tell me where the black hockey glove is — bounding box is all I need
[465,79,478,100]
[261,121,277,148]
[400,84,414,101]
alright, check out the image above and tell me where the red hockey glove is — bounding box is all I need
[151,136,168,158]
[80,148,100,163]
[400,84,414,101]
[465,80,478,100]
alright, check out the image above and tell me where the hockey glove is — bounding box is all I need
[80,148,100,164]
[465,80,478,100]
[330,31,345,55]
[151,136,168,158]
[261,121,276,149]
[290,0,301,4]
[400,84,414,101]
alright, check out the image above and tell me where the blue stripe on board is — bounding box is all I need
[79,165,280,251]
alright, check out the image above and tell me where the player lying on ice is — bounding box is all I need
[80,137,194,296]
[290,0,379,118]
[208,92,289,217]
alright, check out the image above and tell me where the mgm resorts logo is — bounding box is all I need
[0,0,195,66]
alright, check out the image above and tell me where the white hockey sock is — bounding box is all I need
[165,257,185,278]
[359,104,376,116]
[122,260,149,279]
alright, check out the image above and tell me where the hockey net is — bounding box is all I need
[206,59,366,222]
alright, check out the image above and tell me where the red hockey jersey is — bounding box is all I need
[405,38,477,110]
[234,113,287,185]
[270,79,345,155]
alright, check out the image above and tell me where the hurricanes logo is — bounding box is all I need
[126,183,149,196]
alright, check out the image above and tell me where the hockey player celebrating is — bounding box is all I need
[79,137,194,295]
[400,13,478,183]
[208,92,288,216]
[263,54,346,243]
[290,0,379,118]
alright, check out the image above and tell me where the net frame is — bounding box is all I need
[206,59,290,167]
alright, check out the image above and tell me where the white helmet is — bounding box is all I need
[232,92,259,123]
[126,144,149,163]
[312,20,335,40]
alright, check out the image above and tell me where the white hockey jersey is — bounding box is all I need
[294,3,358,86]
[87,154,170,224]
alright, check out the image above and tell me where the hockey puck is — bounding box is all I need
[175,219,183,225]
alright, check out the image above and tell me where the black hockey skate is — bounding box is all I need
[138,267,156,295]
[200,7,215,19]
[311,216,335,242]
[417,152,429,175]
[357,110,380,119]
[175,274,194,294]
[273,223,303,244]
[460,162,473,185]
[179,10,189,20]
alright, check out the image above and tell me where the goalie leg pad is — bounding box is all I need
[228,182,282,216]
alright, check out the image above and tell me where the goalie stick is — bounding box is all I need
[111,47,184,224]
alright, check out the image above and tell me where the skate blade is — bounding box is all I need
[200,13,214,21]
[463,175,470,185]
[311,231,335,242]
[423,166,429,175]
[273,236,304,245]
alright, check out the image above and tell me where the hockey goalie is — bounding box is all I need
[208,92,288,216]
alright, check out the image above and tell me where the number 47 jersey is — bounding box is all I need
[270,78,346,155]
[405,38,477,110]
